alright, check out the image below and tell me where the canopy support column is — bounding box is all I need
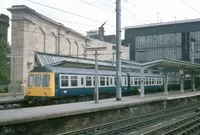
[164,71,168,95]
[191,72,196,91]
[140,67,145,97]
[180,74,184,92]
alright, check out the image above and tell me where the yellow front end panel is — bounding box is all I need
[26,72,55,97]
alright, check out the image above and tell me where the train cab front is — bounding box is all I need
[25,72,55,103]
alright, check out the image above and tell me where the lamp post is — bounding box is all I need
[85,47,107,103]
[7,55,22,97]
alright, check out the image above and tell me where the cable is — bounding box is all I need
[105,0,115,4]
[26,0,115,27]
[0,6,6,9]
[179,0,200,16]
[51,17,114,31]
[10,27,129,56]
[2,4,114,30]
[9,16,114,38]
[10,48,129,57]
[11,27,88,42]
[10,27,127,50]
[79,0,115,13]
[122,6,152,24]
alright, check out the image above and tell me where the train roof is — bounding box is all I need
[29,66,127,76]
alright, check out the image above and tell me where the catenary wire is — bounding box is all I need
[79,0,115,13]
[179,0,200,16]
[26,0,116,27]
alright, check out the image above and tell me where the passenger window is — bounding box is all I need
[81,77,84,85]
[42,74,50,87]
[121,77,124,86]
[34,74,41,87]
[86,76,92,86]
[154,78,157,85]
[110,77,113,85]
[130,77,134,86]
[124,77,127,86]
[61,76,68,87]
[100,77,105,86]
[93,77,95,86]
[28,74,34,87]
[152,78,154,84]
[134,78,138,85]
[149,78,151,85]
[138,78,141,85]
[159,79,162,84]
[114,77,116,85]
[106,77,109,86]
[71,76,78,86]
[145,78,148,85]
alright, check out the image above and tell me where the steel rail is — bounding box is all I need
[57,102,200,135]
[141,113,200,135]
[162,116,200,135]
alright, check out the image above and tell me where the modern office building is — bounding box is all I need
[0,14,9,41]
[125,18,200,63]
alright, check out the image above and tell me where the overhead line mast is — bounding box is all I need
[116,0,122,101]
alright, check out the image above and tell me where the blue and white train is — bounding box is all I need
[25,66,180,103]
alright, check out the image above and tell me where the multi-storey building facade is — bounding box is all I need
[125,19,200,63]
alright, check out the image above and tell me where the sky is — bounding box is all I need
[1,0,200,43]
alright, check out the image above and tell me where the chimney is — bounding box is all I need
[98,26,104,41]
[98,21,106,41]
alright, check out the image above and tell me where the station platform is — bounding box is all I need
[0,90,200,126]
[0,94,24,104]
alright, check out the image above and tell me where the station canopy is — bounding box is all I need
[35,52,200,74]
[35,52,140,72]
[140,58,200,74]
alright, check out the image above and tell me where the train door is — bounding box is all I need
[80,76,85,87]
[127,73,130,92]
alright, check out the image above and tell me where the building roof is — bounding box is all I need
[35,52,200,74]
[35,52,141,71]
[104,35,116,44]
[35,52,114,67]
[124,18,200,29]
[30,66,127,76]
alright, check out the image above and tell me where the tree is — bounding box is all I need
[0,38,10,82]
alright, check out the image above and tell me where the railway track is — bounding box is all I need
[142,112,200,135]
[57,102,200,135]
